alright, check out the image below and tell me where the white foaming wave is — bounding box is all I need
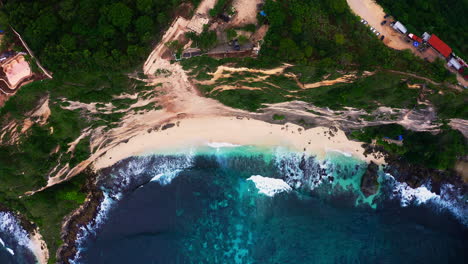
[326,149,352,157]
[72,152,196,263]
[206,142,241,148]
[71,191,118,264]
[388,174,468,226]
[148,150,195,185]
[0,237,4,247]
[150,170,182,185]
[273,148,306,189]
[272,148,330,190]
[5,247,14,255]
[0,211,40,259]
[247,175,292,197]
[392,180,437,207]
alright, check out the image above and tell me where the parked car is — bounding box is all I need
[371,28,377,33]
[381,20,387,25]
[376,32,380,36]
[360,19,368,25]
[380,35,385,41]
[384,14,390,18]
[370,26,374,31]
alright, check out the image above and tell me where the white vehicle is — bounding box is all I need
[376,32,381,36]
[370,26,374,31]
[361,19,368,25]
[372,29,377,33]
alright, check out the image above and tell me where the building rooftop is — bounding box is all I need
[427,34,452,58]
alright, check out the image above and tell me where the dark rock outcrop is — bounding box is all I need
[361,161,379,197]
[57,170,103,264]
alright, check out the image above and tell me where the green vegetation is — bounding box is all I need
[186,29,218,51]
[0,0,195,260]
[377,0,468,56]
[225,28,237,40]
[237,24,256,33]
[273,114,285,120]
[350,124,467,170]
[2,0,196,72]
[260,0,454,83]
[209,0,229,17]
[21,173,88,263]
[297,72,419,111]
[428,86,468,120]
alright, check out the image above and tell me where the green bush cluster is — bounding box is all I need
[350,124,467,170]
[260,0,454,83]
[3,0,197,72]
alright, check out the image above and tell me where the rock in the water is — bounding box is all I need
[361,162,379,197]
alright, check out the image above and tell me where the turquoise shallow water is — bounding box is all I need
[73,148,467,264]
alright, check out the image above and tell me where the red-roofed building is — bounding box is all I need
[408,33,423,43]
[427,34,452,58]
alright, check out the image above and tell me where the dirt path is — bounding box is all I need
[346,0,410,50]
[302,71,374,89]
[143,0,215,75]
[386,69,463,91]
[198,64,291,85]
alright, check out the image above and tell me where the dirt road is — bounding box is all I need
[346,0,410,50]
[346,0,467,88]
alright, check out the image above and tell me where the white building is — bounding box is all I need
[447,57,462,70]
[392,21,407,34]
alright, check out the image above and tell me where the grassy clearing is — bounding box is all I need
[273,114,285,120]
[296,72,419,111]
[428,88,468,120]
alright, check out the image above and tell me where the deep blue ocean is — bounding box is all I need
[1,147,467,263]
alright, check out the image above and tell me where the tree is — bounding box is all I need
[108,3,133,31]
[137,0,154,13]
[304,46,313,57]
[135,16,153,35]
[225,28,237,40]
[335,33,345,45]
[238,35,248,45]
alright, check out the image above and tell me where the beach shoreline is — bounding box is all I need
[29,230,49,264]
[93,116,385,171]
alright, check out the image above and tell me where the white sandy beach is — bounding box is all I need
[94,116,384,170]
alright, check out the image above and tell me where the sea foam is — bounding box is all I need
[206,142,241,148]
[5,247,14,255]
[247,175,292,197]
[387,174,468,226]
[71,153,196,263]
[0,211,37,259]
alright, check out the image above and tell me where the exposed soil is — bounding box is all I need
[231,0,262,27]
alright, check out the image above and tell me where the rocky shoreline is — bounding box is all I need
[56,170,103,264]
[360,142,467,197]
[0,205,48,264]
